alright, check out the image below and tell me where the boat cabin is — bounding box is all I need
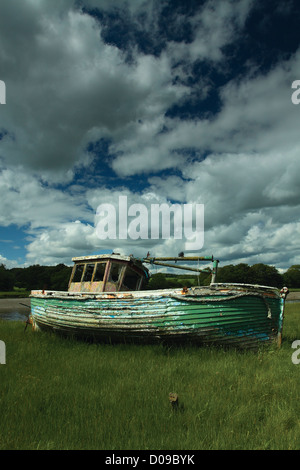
[68,254,149,293]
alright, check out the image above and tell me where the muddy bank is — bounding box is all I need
[286,291,300,301]
[0,298,31,314]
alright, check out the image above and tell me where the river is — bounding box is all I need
[0,298,31,321]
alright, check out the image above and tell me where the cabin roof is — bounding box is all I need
[72,253,132,263]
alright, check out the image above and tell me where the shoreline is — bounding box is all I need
[0,298,31,314]
[285,291,300,301]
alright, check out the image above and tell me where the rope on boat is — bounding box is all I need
[169,291,266,302]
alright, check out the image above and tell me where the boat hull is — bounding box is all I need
[30,283,285,349]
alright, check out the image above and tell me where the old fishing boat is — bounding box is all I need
[30,254,287,349]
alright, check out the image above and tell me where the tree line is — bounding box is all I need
[0,261,299,292]
[148,263,300,289]
[0,263,72,292]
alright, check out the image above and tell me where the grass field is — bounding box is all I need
[0,290,30,299]
[0,302,300,450]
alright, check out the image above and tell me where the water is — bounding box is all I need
[0,311,28,321]
[0,298,31,322]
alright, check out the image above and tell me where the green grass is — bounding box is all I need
[0,290,30,298]
[1,303,300,450]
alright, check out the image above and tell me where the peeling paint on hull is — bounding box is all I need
[30,283,285,349]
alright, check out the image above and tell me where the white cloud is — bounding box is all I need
[25,221,98,265]
[0,0,257,180]
[0,0,299,271]
[0,166,90,229]
[24,186,205,265]
[179,0,254,63]
[107,45,300,179]
[0,253,20,269]
[149,149,300,269]
[0,1,189,183]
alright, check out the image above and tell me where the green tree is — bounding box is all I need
[216,263,283,287]
[248,264,283,288]
[0,264,14,291]
[217,264,251,284]
[50,264,72,290]
[283,265,300,288]
[147,273,169,290]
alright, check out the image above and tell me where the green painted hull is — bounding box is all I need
[30,283,285,349]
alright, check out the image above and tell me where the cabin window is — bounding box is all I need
[123,267,141,290]
[82,263,95,282]
[94,262,106,282]
[108,263,123,283]
[73,264,84,283]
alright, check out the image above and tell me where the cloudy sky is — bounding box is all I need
[0,0,300,271]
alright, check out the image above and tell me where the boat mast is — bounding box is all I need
[211,259,219,283]
[142,256,219,281]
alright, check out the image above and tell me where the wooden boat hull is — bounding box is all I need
[30,283,285,349]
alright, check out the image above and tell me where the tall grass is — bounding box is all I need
[0,303,300,450]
